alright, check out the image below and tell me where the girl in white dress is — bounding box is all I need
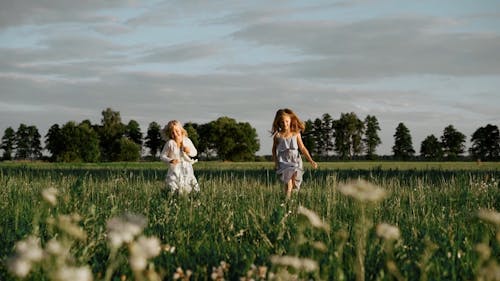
[272,109,317,198]
[160,120,199,194]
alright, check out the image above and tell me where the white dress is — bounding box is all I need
[160,137,199,194]
[275,133,303,189]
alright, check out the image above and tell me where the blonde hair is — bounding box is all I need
[271,108,305,134]
[161,120,188,140]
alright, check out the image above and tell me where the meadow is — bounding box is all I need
[0,161,499,280]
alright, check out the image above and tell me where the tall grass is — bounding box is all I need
[0,162,499,280]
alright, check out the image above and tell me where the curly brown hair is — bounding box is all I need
[271,108,305,135]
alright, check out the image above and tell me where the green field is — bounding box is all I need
[0,161,499,280]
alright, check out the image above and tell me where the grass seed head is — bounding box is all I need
[337,179,388,203]
[42,187,58,206]
[376,223,401,241]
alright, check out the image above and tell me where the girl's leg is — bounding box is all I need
[285,180,293,198]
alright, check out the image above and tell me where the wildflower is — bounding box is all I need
[241,264,268,280]
[57,214,87,240]
[42,187,58,206]
[45,239,68,257]
[270,255,318,272]
[337,179,388,203]
[7,236,43,278]
[211,261,229,280]
[376,223,401,241]
[475,243,491,260]
[7,258,32,278]
[15,236,43,262]
[129,236,161,271]
[477,209,500,227]
[297,206,330,231]
[55,265,93,281]
[173,267,192,280]
[106,213,147,249]
[163,244,176,254]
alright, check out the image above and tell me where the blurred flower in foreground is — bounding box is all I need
[297,205,330,231]
[7,236,43,278]
[55,265,93,281]
[129,236,161,271]
[270,255,318,272]
[106,213,147,249]
[376,223,401,241]
[477,209,500,227]
[211,261,230,280]
[42,187,58,206]
[173,267,192,280]
[337,179,388,203]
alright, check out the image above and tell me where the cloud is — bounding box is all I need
[232,16,500,78]
[0,0,132,29]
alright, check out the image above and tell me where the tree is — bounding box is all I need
[207,117,260,161]
[333,112,364,159]
[77,121,101,162]
[470,124,500,161]
[420,135,443,160]
[440,125,466,160]
[144,121,163,158]
[392,122,415,160]
[45,124,63,162]
[363,115,381,160]
[98,108,125,161]
[118,137,141,161]
[313,114,334,157]
[196,122,217,159]
[1,127,16,160]
[302,120,316,157]
[125,120,143,146]
[15,124,42,160]
[57,121,100,162]
[184,122,200,149]
[312,118,324,156]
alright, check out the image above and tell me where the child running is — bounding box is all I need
[160,120,199,194]
[271,108,317,198]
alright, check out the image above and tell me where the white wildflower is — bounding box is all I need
[376,223,401,241]
[475,243,491,260]
[7,236,43,278]
[45,239,66,256]
[15,236,43,262]
[42,187,58,206]
[55,265,93,281]
[129,236,161,271]
[270,255,318,272]
[7,257,32,278]
[57,214,87,240]
[297,206,330,231]
[477,209,500,226]
[337,179,388,203]
[106,213,147,249]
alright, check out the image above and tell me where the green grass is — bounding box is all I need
[0,161,499,280]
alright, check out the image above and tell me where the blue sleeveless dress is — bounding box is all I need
[275,133,303,189]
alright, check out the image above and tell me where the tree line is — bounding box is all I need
[1,108,499,162]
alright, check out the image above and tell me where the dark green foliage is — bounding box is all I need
[1,126,16,160]
[420,134,443,160]
[470,124,500,161]
[392,122,415,160]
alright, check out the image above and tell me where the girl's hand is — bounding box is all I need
[311,161,318,169]
[170,159,179,165]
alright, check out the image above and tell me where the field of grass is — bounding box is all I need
[0,161,499,280]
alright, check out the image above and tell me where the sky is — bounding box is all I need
[1,0,499,156]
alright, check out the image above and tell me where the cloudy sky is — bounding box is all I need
[1,0,499,156]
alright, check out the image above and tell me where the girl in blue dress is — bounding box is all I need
[272,108,317,198]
